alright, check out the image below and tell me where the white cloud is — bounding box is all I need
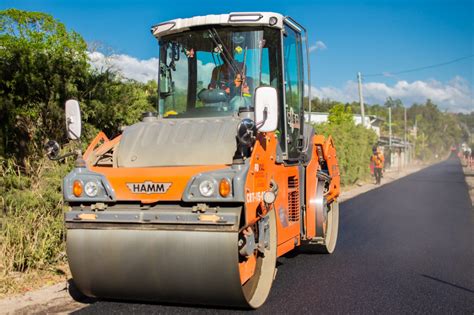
[87,51,215,86]
[310,76,473,112]
[88,52,473,112]
[88,51,159,83]
[309,41,327,53]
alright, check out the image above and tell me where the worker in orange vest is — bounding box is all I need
[371,146,385,185]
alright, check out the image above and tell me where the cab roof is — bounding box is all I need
[151,12,285,39]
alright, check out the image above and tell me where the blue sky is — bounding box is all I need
[2,0,473,111]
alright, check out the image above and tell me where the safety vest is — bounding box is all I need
[372,152,384,168]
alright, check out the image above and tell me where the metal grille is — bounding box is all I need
[287,176,300,222]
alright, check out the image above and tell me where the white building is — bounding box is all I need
[305,112,383,136]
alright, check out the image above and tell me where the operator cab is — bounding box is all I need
[153,12,310,161]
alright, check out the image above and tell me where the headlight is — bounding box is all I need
[199,180,215,197]
[182,169,241,202]
[64,168,116,202]
[84,181,99,197]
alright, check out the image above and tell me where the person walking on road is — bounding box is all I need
[371,147,385,185]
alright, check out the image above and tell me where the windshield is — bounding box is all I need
[158,27,281,118]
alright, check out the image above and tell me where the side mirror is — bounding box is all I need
[237,119,257,147]
[254,87,278,132]
[44,140,61,160]
[65,99,82,140]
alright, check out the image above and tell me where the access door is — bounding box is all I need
[282,22,304,161]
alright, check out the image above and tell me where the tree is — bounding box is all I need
[408,100,463,159]
[0,9,89,162]
[316,104,378,185]
[327,103,354,125]
[80,71,156,139]
[304,96,340,113]
[0,10,158,276]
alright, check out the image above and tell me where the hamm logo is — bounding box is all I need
[126,181,172,194]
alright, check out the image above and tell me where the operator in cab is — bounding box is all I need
[207,33,254,110]
[208,63,251,97]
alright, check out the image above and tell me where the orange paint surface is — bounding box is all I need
[91,165,227,203]
[83,130,340,259]
[239,254,257,285]
[244,132,302,258]
[83,133,228,203]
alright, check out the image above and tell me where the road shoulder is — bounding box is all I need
[462,164,474,208]
[339,163,428,202]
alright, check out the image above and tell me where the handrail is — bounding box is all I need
[284,16,312,123]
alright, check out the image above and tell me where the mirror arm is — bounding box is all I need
[48,149,86,168]
[255,107,268,130]
[48,151,77,161]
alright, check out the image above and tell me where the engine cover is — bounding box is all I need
[117,116,239,167]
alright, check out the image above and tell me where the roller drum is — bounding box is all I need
[66,211,276,308]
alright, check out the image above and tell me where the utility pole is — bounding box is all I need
[404,107,407,165]
[404,107,407,144]
[413,118,417,160]
[388,106,392,148]
[357,72,366,127]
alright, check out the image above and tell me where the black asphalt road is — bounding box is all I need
[73,158,473,314]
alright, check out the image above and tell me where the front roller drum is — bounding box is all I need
[66,211,277,308]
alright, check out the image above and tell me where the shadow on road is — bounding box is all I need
[68,279,96,304]
[421,274,474,294]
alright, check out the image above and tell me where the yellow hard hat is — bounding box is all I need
[164,110,178,117]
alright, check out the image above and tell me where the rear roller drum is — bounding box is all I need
[313,183,339,254]
[316,200,339,253]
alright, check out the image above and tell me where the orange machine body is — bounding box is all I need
[83,130,340,259]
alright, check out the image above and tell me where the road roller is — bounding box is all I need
[46,12,340,309]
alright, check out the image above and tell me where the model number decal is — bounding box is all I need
[246,191,265,203]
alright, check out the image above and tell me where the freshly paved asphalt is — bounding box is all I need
[73,157,473,314]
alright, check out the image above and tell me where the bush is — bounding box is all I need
[315,104,378,186]
[0,157,71,273]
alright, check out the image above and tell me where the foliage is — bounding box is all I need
[407,100,463,160]
[0,9,89,161]
[315,104,378,185]
[0,157,71,273]
[327,103,354,125]
[307,95,467,161]
[304,96,340,113]
[456,112,474,136]
[81,71,156,139]
[0,9,156,162]
[0,10,156,276]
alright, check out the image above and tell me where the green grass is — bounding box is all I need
[0,157,71,274]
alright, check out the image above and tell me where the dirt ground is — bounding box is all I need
[0,162,435,314]
[462,163,474,207]
[339,161,428,202]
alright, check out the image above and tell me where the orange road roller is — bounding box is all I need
[47,12,340,309]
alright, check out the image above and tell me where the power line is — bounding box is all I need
[364,54,474,77]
